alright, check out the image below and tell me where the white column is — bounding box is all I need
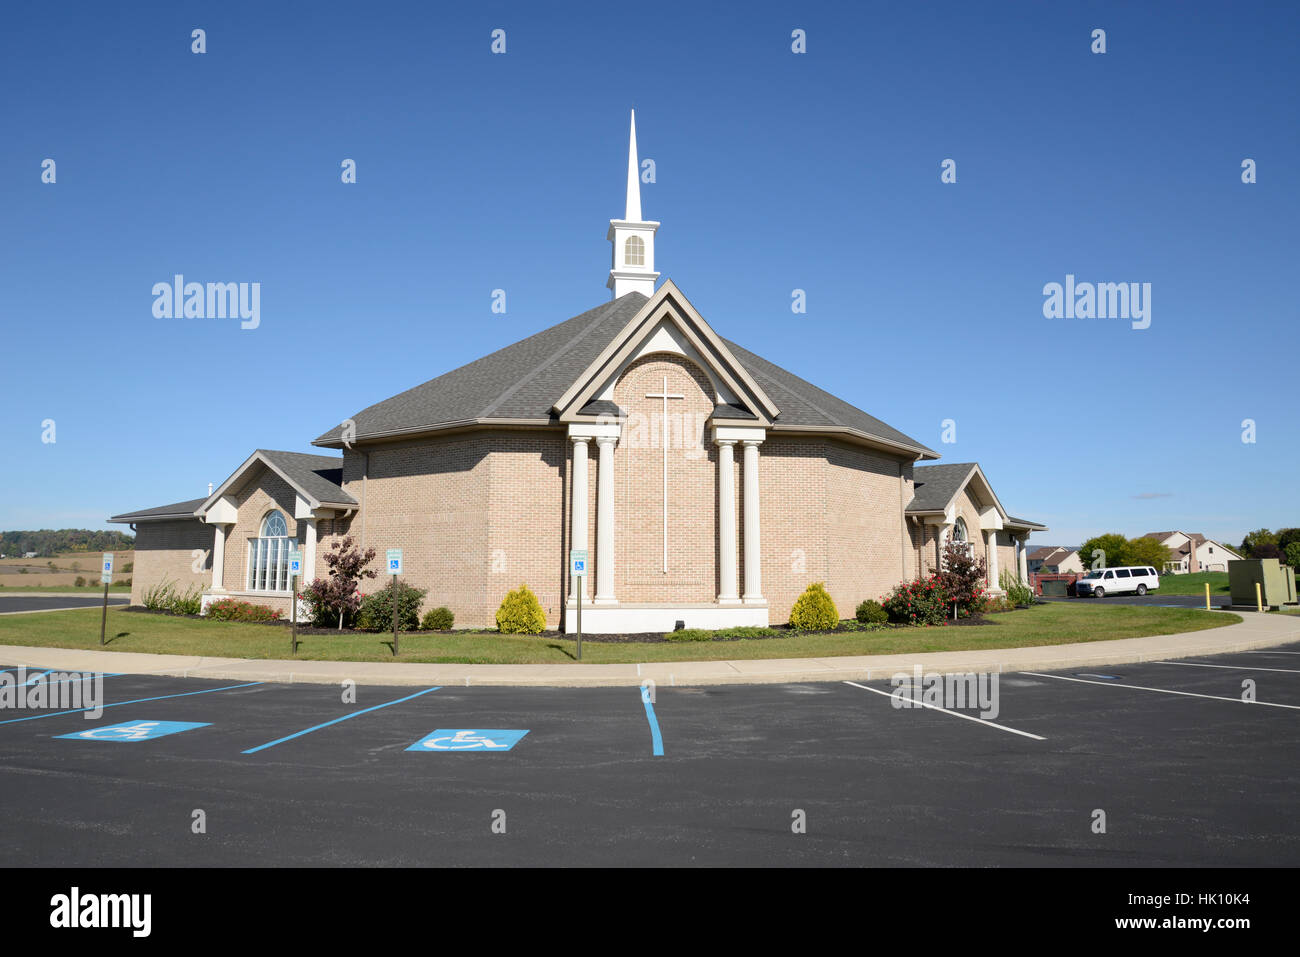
[570,437,590,601]
[986,530,1000,590]
[717,440,739,603]
[595,435,617,603]
[304,517,318,584]
[1018,536,1029,584]
[210,523,229,591]
[742,439,763,602]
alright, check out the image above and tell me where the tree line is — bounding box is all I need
[0,529,136,558]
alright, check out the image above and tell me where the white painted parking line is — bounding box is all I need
[1153,660,1300,675]
[1021,672,1300,710]
[843,681,1045,741]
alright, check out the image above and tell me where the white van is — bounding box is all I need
[1075,566,1160,598]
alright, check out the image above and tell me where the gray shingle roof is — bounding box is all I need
[312,291,936,457]
[109,497,206,523]
[255,449,355,505]
[313,295,648,445]
[908,463,977,512]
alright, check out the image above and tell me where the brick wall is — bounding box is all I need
[130,519,211,605]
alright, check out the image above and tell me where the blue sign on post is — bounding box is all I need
[56,720,210,742]
[100,553,114,584]
[386,548,403,575]
[289,550,303,576]
[406,729,529,752]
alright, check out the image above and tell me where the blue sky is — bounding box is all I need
[2,1,1295,547]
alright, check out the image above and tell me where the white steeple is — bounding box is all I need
[607,110,659,299]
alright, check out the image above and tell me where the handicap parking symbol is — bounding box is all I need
[406,729,529,752]
[55,720,210,742]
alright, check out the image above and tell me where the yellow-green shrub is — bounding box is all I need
[496,584,546,634]
[788,582,839,630]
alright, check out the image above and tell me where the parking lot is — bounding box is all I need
[2,641,1298,867]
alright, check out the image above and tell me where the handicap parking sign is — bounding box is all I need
[55,720,210,742]
[406,729,529,752]
[386,548,402,575]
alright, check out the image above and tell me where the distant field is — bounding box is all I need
[1155,571,1230,595]
[0,549,135,588]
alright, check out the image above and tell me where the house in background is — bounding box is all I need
[1027,546,1083,575]
[1142,531,1242,573]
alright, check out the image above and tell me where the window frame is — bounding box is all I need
[247,510,292,593]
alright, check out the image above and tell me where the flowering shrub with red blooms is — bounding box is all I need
[881,575,950,626]
[205,598,281,622]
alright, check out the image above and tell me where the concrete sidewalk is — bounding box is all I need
[0,611,1296,688]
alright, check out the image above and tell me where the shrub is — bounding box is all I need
[74,576,86,587]
[357,581,427,632]
[715,625,781,638]
[301,537,377,629]
[664,628,714,641]
[496,584,546,634]
[206,598,281,622]
[788,582,839,630]
[168,584,204,616]
[999,569,1034,607]
[985,594,1016,613]
[422,606,455,631]
[939,542,988,618]
[882,575,950,626]
[662,625,782,641]
[855,599,888,625]
[141,579,177,611]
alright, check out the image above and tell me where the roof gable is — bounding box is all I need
[197,449,355,519]
[552,280,780,425]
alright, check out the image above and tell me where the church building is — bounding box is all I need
[111,113,1046,632]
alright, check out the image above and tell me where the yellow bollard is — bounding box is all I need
[1256,581,1264,613]
[1205,582,1211,611]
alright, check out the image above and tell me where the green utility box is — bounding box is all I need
[1040,578,1070,597]
[1228,559,1298,609]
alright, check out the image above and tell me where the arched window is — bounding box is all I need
[248,509,291,592]
[625,235,645,266]
[951,518,967,544]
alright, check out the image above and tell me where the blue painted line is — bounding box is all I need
[640,687,664,756]
[241,686,442,754]
[0,680,263,725]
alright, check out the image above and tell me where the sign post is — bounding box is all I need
[289,549,303,655]
[570,549,587,661]
[99,553,113,646]
[386,549,403,656]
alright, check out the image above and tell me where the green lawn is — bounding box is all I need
[1154,571,1230,595]
[0,584,131,593]
[0,603,1240,665]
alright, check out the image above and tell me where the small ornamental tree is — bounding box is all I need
[939,541,988,619]
[302,536,376,629]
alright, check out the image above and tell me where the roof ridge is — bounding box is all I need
[479,296,638,419]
